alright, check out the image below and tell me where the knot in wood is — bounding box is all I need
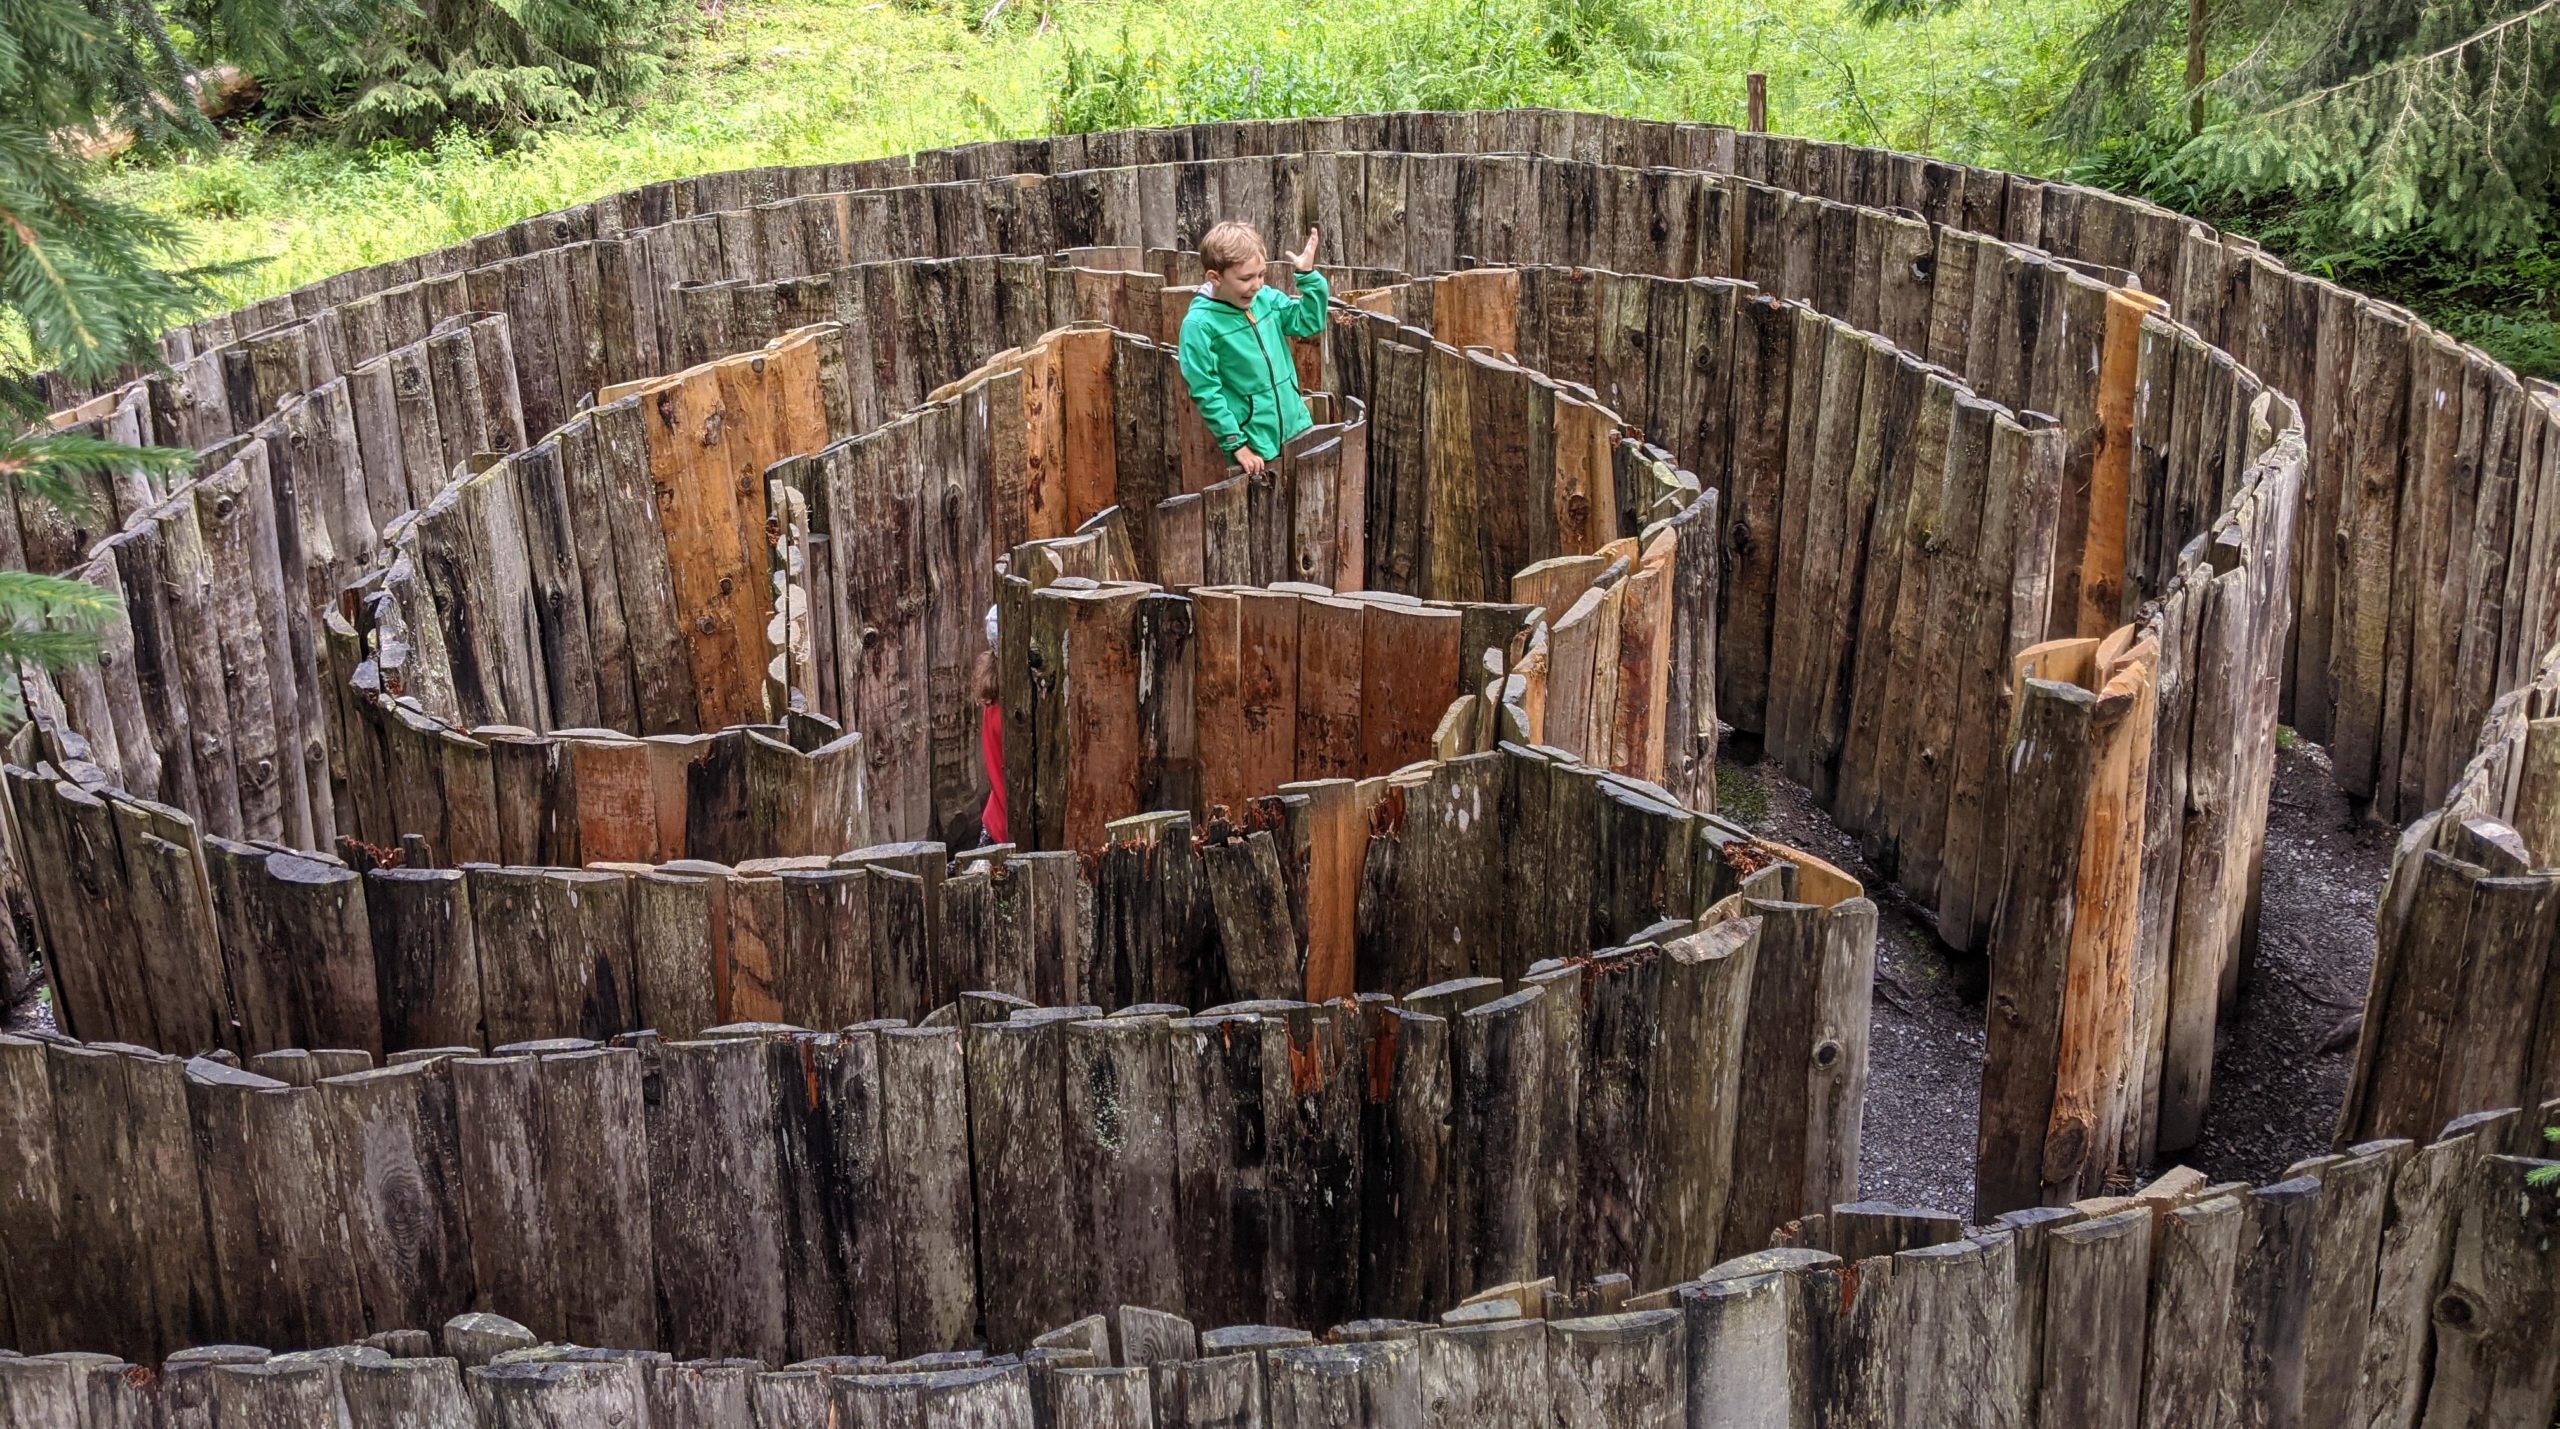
[1812,1038,1841,1068]
[2433,1288,2478,1330]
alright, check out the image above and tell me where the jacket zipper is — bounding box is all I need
[1245,306,1283,452]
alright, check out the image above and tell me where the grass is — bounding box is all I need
[106,0,2106,308]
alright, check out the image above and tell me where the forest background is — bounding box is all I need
[48,0,2546,380]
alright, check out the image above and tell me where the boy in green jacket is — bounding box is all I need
[1177,221,1329,475]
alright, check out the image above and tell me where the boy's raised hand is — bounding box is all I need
[1291,226,1321,272]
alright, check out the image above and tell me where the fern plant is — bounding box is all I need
[2534,1124,2557,1187]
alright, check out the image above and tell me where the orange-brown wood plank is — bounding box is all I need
[1060,327,1119,531]
[1296,592,1366,780]
[1194,586,1247,819]
[1062,584,1149,852]
[1358,598,1463,774]
[1234,588,1303,804]
[645,369,766,728]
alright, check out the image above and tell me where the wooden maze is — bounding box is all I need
[0,110,2555,1428]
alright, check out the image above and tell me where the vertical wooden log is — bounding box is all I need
[324,1059,475,1340]
[1975,675,2099,1220]
[1064,1013,1182,1320]
[2415,1154,2560,1427]
[368,867,485,1052]
[2135,1193,2245,1429]
[1546,1312,1682,1429]
[2230,1176,2320,1429]
[1451,986,1546,1298]
[1420,1320,1548,1429]
[880,1026,977,1357]
[2036,1209,2151,1429]
[968,1013,1080,1351]
[648,1036,788,1361]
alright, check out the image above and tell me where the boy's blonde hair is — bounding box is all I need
[1198,221,1267,274]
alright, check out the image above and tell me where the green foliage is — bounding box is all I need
[2534,1124,2558,1186]
[110,0,2105,305]
[0,0,297,699]
[258,0,691,145]
[2176,0,2560,255]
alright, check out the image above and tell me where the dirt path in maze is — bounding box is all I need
[1723,738,2391,1218]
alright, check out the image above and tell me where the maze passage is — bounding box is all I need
[2,108,2555,1429]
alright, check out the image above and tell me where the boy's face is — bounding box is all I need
[1206,259,1267,308]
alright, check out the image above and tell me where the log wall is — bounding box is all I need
[14,132,2303,1174]
[4,1114,2551,1429]
[41,112,2543,833]
[0,860,1863,1363]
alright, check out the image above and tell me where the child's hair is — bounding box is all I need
[1198,221,1267,274]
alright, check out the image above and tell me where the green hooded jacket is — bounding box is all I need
[1176,268,1331,461]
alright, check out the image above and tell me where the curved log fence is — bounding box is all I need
[0,108,2553,1427]
[1,868,1867,1363]
[1,1112,2550,1428]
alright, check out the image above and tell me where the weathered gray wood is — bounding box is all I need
[468,1359,648,1429]
[1419,1320,1547,1429]
[1065,1015,1181,1324]
[2139,1194,2244,1429]
[2230,1177,2320,1429]
[442,1312,536,1366]
[1681,1266,1808,1429]
[341,1357,474,1429]
[1891,1235,2023,1429]
[1117,1305,1200,1369]
[880,1025,978,1357]
[368,867,484,1051]
[649,1358,761,1429]
[1975,677,2099,1220]
[1265,1340,1422,1429]
[2416,1154,2560,1429]
[211,1358,348,1428]
[2037,1209,2151,1429]
[648,1036,788,1362]
[1452,986,1547,1297]
[968,1013,1079,1351]
[2294,1149,2393,1428]
[155,1345,274,1429]
[323,1059,475,1338]
[2361,1132,2486,1429]
[1547,1312,1682,1429]
[1050,1366,1155,1427]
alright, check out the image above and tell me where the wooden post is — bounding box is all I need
[1266,1340,1423,1429]
[468,1360,648,1428]
[1452,986,1547,1298]
[648,1036,788,1361]
[323,1059,475,1339]
[342,1357,474,1427]
[967,1013,1081,1351]
[1547,1312,1682,1428]
[1680,1263,1813,1429]
[2416,1154,2560,1423]
[1974,673,2100,1220]
[2035,1209,2151,1429]
[880,1026,977,1357]
[1746,74,1768,134]
[2229,1175,2320,1426]
[1420,1320,1548,1428]
[2137,1193,2244,1429]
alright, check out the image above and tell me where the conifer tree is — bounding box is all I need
[1,0,320,705]
[2058,0,2560,252]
